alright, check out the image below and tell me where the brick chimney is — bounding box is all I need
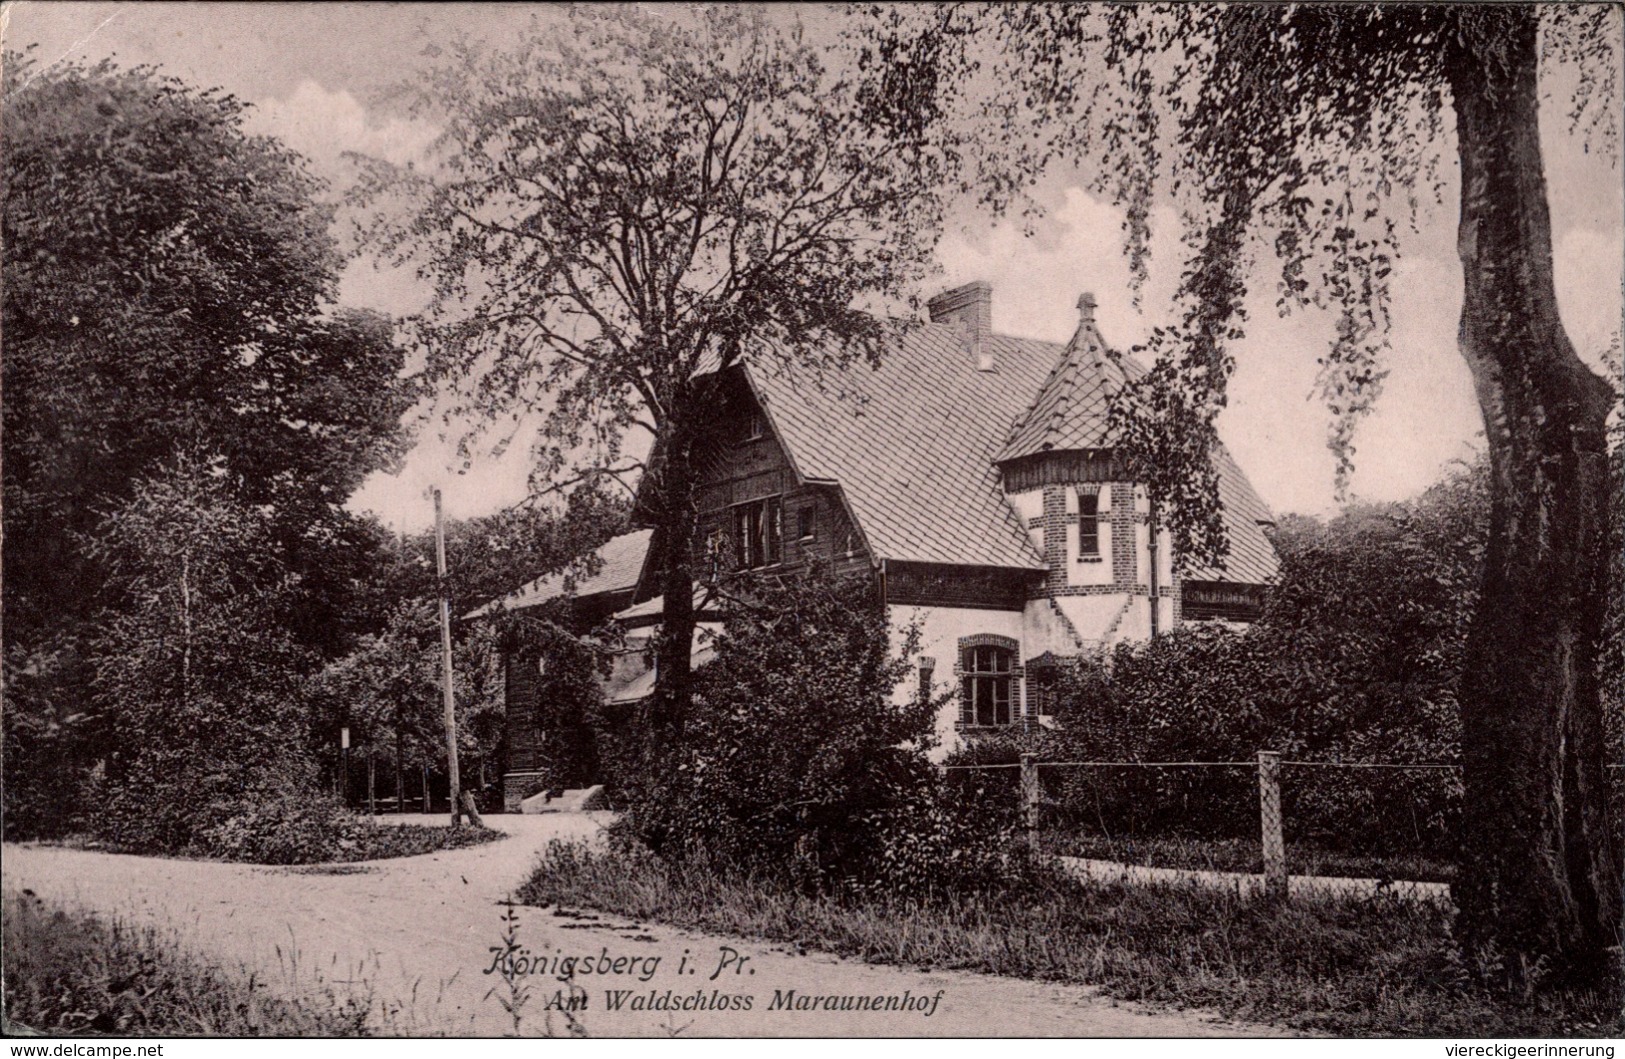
[927,280,994,371]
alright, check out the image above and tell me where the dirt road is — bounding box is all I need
[3,816,1287,1037]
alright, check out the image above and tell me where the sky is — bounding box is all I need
[5,2,1622,531]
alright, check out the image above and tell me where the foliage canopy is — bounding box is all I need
[1,52,416,656]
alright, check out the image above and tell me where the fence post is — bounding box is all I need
[1020,753,1040,853]
[1257,749,1287,900]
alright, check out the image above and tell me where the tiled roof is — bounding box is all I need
[750,324,1052,570]
[746,317,1278,585]
[992,315,1278,584]
[1188,444,1279,584]
[464,529,652,618]
[998,318,1131,460]
[473,304,1276,623]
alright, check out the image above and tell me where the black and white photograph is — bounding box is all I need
[1,1,1621,1043]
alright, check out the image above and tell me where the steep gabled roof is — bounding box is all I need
[473,299,1277,623]
[749,323,1053,570]
[464,529,652,618]
[745,311,1278,585]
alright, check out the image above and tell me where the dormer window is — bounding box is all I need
[797,506,816,540]
[1077,490,1101,560]
[732,496,782,569]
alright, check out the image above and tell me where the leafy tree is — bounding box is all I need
[311,598,508,812]
[620,566,970,892]
[86,456,318,854]
[861,3,1621,980]
[350,7,948,753]
[307,486,629,810]
[1,53,415,659]
[309,624,422,814]
[396,487,632,621]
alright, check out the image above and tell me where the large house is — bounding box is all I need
[475,283,1278,807]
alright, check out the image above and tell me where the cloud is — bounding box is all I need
[932,186,1485,516]
[935,187,1184,349]
[348,416,540,533]
[242,81,439,317]
[242,79,438,192]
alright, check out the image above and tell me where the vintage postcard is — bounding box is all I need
[2,1,1621,1044]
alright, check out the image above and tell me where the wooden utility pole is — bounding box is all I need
[434,486,463,827]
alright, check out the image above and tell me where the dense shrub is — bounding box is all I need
[96,756,346,864]
[91,598,322,858]
[1,642,99,840]
[990,468,1493,859]
[89,750,503,864]
[620,565,1026,897]
[1017,622,1464,857]
[191,783,362,864]
[858,780,1039,898]
[83,461,341,859]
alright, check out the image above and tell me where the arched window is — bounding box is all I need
[959,637,1018,727]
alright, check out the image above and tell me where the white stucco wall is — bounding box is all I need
[1157,592,1176,634]
[1055,593,1131,643]
[1109,596,1150,646]
[1023,597,1082,658]
[889,604,1027,759]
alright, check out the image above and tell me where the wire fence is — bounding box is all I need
[936,751,1611,904]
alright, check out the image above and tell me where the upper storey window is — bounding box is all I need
[1077,490,1101,559]
[733,496,782,569]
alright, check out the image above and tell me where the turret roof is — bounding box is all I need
[997,298,1137,462]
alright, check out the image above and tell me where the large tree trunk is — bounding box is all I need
[1446,8,1621,983]
[648,415,701,748]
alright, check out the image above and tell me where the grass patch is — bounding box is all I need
[334,822,505,863]
[1043,834,1455,884]
[517,839,1620,1038]
[56,819,504,866]
[1,891,374,1035]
